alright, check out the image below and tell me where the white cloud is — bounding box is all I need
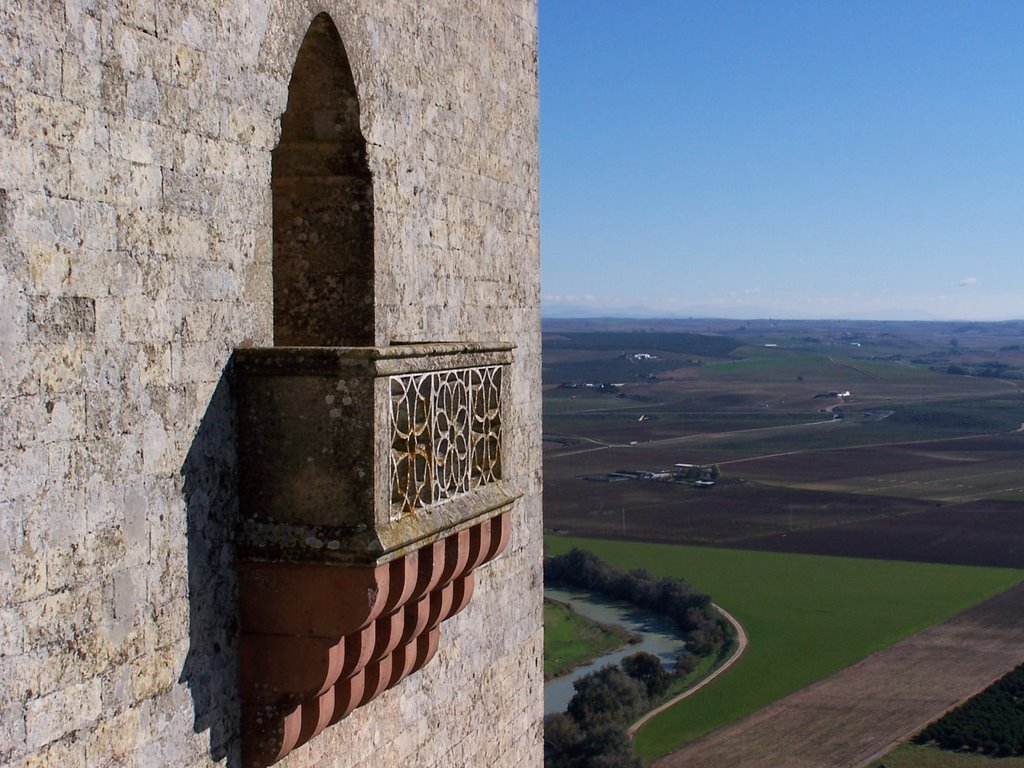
[959,277,978,287]
[728,287,762,298]
[542,294,599,305]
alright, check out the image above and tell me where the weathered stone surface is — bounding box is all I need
[1,1,540,766]
[24,679,102,751]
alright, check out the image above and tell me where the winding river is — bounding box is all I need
[545,587,690,715]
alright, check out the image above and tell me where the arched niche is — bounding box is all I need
[272,13,374,347]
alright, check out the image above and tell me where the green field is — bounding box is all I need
[543,598,634,677]
[875,744,1024,768]
[545,537,1024,762]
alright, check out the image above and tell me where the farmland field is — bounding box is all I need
[543,319,1024,568]
[545,465,1024,568]
[543,319,1024,764]
[656,583,1024,768]
[544,536,1024,761]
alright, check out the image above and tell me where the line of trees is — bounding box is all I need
[544,548,730,657]
[942,361,1022,379]
[913,664,1024,757]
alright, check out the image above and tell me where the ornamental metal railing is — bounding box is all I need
[390,365,502,518]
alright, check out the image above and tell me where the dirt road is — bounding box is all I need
[653,582,1024,768]
[628,603,749,737]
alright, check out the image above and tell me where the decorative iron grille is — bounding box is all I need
[390,365,502,518]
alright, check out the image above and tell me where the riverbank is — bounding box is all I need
[544,597,639,680]
[544,587,693,714]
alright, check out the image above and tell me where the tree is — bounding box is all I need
[543,713,583,768]
[674,651,699,677]
[621,652,671,698]
[576,721,642,768]
[567,665,647,726]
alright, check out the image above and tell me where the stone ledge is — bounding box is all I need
[233,342,514,376]
[239,481,519,566]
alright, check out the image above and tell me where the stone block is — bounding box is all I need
[82,705,141,767]
[73,155,123,212]
[0,139,34,190]
[121,0,157,35]
[0,445,48,502]
[0,86,13,138]
[1,30,62,101]
[22,584,99,652]
[110,22,168,82]
[0,700,27,761]
[78,201,117,252]
[130,643,181,703]
[5,735,89,768]
[61,53,104,106]
[108,118,155,165]
[0,606,26,657]
[24,679,102,751]
[126,75,161,122]
[98,65,128,115]
[99,662,134,714]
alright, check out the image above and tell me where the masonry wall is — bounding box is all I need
[0,1,542,766]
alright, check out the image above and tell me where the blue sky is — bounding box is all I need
[539,1,1024,320]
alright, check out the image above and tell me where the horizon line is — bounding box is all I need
[541,314,1024,324]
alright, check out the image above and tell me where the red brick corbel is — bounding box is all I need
[240,513,510,767]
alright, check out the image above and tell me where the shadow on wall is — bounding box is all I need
[180,363,242,767]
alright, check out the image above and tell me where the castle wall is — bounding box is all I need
[0,1,542,766]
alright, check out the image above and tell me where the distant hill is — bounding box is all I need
[543,330,742,358]
[540,306,1023,322]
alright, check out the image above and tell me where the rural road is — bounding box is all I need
[652,582,1024,768]
[628,602,749,737]
[717,429,1017,468]
[545,416,840,459]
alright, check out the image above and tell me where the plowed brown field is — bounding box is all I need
[545,433,1024,568]
[732,500,1024,568]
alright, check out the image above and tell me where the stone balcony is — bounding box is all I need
[232,342,518,766]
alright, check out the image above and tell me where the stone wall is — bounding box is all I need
[0,1,542,766]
